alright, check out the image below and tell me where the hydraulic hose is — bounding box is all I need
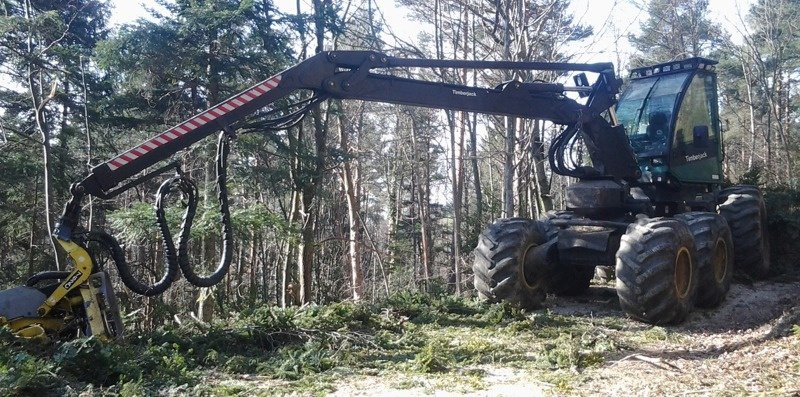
[111,175,196,296]
[76,230,147,294]
[86,132,233,295]
[178,132,234,287]
[549,123,584,178]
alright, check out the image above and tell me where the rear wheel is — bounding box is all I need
[676,212,734,308]
[473,218,550,309]
[719,185,760,197]
[718,187,770,278]
[615,217,698,324]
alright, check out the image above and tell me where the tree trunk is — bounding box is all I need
[80,55,94,228]
[24,0,60,270]
[503,116,516,217]
[531,120,552,213]
[501,1,517,218]
[296,105,327,304]
[338,106,364,301]
[411,118,432,289]
[281,188,299,307]
[742,59,757,172]
[469,112,482,229]
[249,231,258,303]
[27,175,40,276]
[513,118,525,218]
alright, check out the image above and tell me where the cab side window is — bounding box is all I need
[672,73,717,163]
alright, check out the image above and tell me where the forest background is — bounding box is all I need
[1,0,800,329]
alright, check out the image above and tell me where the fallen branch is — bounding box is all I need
[612,353,683,372]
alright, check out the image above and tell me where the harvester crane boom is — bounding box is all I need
[8,50,641,339]
[73,50,636,202]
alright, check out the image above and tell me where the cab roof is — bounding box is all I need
[629,57,718,80]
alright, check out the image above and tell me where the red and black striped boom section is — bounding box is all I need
[72,50,630,199]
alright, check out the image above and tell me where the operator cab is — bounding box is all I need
[616,58,722,185]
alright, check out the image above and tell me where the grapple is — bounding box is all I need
[0,270,123,340]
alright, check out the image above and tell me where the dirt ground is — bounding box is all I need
[572,279,800,396]
[329,277,800,397]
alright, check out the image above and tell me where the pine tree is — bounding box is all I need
[629,0,720,66]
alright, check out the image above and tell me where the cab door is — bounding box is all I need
[669,71,723,184]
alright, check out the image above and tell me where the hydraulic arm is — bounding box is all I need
[14,50,640,338]
[72,50,637,202]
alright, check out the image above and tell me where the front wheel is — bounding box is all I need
[473,218,550,309]
[615,217,698,324]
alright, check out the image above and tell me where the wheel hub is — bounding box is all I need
[674,247,692,299]
[712,237,728,282]
[522,242,555,288]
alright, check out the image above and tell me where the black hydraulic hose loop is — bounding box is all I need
[101,175,195,296]
[548,123,587,179]
[549,125,572,174]
[76,229,158,296]
[80,175,200,296]
[94,134,232,295]
[179,131,234,287]
[135,176,187,295]
[26,271,72,287]
[81,231,123,273]
[175,177,198,280]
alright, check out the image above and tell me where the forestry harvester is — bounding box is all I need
[0,52,768,340]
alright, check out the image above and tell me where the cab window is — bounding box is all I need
[671,73,717,164]
[616,72,690,156]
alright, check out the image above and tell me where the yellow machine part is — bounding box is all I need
[1,236,124,340]
[4,277,123,340]
[37,239,93,316]
[2,295,74,338]
[80,285,108,339]
[15,324,46,339]
[79,273,124,340]
[9,317,66,339]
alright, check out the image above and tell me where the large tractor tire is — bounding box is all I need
[615,217,698,324]
[473,218,550,309]
[676,212,734,308]
[719,184,760,197]
[718,186,770,278]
